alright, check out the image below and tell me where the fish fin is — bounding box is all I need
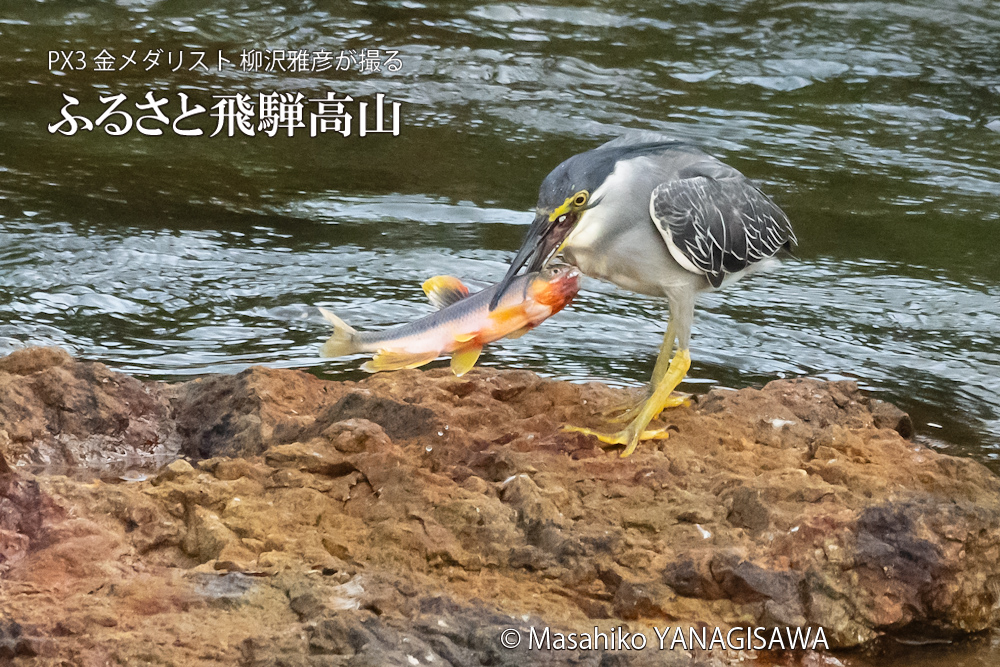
[422,275,471,309]
[318,307,360,358]
[362,349,439,373]
[453,332,476,343]
[488,304,525,327]
[450,345,482,377]
[504,326,532,340]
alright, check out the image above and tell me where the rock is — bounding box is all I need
[0,347,71,376]
[0,349,998,665]
[183,506,239,563]
[611,580,674,619]
[322,418,393,454]
[191,572,258,605]
[311,391,440,440]
[264,440,355,477]
[726,487,770,535]
[168,365,345,458]
[869,399,914,438]
[0,452,63,573]
[154,458,195,484]
[165,459,194,475]
[0,347,178,466]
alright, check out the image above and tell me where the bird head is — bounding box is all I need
[489,147,615,309]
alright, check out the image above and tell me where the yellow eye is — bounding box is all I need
[572,191,588,207]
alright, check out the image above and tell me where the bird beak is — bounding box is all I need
[490,207,579,310]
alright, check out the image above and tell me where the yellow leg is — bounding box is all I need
[606,387,689,424]
[599,386,649,419]
[650,317,677,387]
[563,349,691,457]
[603,318,688,424]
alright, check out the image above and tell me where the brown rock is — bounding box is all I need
[870,399,915,438]
[0,347,71,375]
[726,487,770,535]
[0,348,178,466]
[501,473,567,530]
[321,418,393,454]
[0,351,998,663]
[183,506,239,563]
[153,458,195,485]
[168,365,345,458]
[312,391,440,440]
[0,452,64,573]
[264,440,355,477]
[612,580,674,619]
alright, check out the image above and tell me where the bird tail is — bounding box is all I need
[318,307,360,358]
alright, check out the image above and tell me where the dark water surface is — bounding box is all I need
[0,2,999,659]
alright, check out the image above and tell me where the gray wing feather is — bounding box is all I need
[651,170,795,288]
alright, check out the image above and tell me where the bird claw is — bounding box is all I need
[603,392,691,423]
[566,349,691,457]
[561,424,670,457]
[598,387,649,417]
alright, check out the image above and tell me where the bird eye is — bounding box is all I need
[572,192,588,207]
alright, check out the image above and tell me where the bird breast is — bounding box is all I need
[561,158,699,297]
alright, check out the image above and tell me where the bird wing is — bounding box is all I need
[649,164,796,288]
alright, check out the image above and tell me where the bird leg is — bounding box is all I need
[650,315,678,386]
[602,317,689,423]
[565,293,694,456]
[598,386,650,420]
[605,383,690,424]
[563,349,690,456]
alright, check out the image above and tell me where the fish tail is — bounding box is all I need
[318,307,360,358]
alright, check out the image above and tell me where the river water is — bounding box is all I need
[0,2,998,662]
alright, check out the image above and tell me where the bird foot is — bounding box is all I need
[567,348,691,458]
[561,424,670,457]
[604,392,691,423]
[598,388,649,418]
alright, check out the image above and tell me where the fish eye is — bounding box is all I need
[572,191,588,207]
[557,214,568,223]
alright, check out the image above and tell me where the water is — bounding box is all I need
[1,2,998,461]
[0,1,998,661]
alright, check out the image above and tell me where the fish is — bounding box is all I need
[319,265,580,376]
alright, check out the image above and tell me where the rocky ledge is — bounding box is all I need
[0,347,998,666]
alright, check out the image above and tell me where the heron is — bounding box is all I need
[490,133,796,457]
